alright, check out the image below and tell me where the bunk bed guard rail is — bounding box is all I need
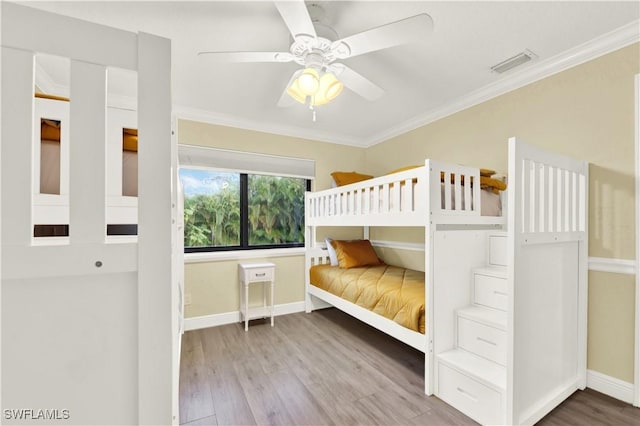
[305,160,485,227]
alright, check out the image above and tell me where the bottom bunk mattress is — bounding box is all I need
[309,264,425,334]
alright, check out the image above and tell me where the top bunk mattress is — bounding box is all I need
[310,263,425,333]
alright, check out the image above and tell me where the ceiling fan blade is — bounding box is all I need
[274,1,317,39]
[197,51,294,63]
[331,14,434,59]
[277,70,302,107]
[332,64,384,102]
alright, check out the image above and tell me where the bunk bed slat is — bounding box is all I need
[382,183,390,213]
[564,170,571,232]
[364,187,371,215]
[392,180,401,213]
[464,175,471,211]
[454,173,462,212]
[473,174,481,216]
[578,174,587,232]
[69,60,107,244]
[547,166,558,232]
[570,171,577,232]
[444,172,452,211]
[533,161,541,233]
[522,159,532,233]
[557,168,564,233]
[404,178,413,212]
[373,184,380,215]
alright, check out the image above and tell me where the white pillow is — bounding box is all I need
[325,237,338,266]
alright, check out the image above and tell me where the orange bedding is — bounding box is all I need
[310,264,425,334]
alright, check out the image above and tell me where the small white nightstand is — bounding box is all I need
[238,262,275,331]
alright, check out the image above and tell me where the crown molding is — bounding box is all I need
[364,19,640,147]
[173,105,368,148]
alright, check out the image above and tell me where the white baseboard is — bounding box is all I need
[184,301,305,331]
[587,369,634,404]
[274,301,306,316]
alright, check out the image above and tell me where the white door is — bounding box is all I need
[1,3,177,424]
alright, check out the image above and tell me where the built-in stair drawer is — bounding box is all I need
[474,273,508,311]
[458,317,506,366]
[438,362,502,426]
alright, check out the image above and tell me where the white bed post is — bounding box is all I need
[578,167,589,391]
[424,159,435,396]
[137,32,175,425]
[506,138,519,423]
[304,221,314,313]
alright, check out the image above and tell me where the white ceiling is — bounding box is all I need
[26,1,640,147]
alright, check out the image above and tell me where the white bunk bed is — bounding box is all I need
[304,137,588,425]
[33,94,139,240]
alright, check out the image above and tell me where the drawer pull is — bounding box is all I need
[477,336,497,346]
[493,290,508,296]
[255,273,266,277]
[456,386,478,402]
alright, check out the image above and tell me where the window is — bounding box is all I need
[179,168,310,252]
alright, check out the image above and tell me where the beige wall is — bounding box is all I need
[588,271,636,382]
[365,43,639,383]
[180,43,639,384]
[185,255,305,317]
[178,121,365,318]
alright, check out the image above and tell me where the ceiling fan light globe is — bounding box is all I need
[297,68,320,95]
[286,84,307,104]
[325,80,343,101]
[311,72,343,105]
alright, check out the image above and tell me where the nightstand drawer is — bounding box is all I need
[245,267,273,282]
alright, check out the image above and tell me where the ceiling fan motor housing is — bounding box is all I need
[304,50,326,71]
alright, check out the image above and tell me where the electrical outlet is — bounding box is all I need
[184,293,192,306]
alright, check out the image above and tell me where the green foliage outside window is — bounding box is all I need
[248,175,306,245]
[181,169,306,250]
[183,184,240,247]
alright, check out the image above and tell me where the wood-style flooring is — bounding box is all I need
[179,308,640,425]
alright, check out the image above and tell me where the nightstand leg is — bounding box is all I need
[270,279,275,327]
[262,281,267,318]
[244,282,249,332]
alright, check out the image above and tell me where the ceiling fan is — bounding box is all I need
[198,1,434,110]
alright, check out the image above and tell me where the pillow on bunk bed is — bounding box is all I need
[330,239,384,269]
[324,237,339,266]
[330,171,373,186]
[480,176,507,194]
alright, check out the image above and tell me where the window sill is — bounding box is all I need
[184,247,306,263]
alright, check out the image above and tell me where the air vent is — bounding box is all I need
[491,49,537,74]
